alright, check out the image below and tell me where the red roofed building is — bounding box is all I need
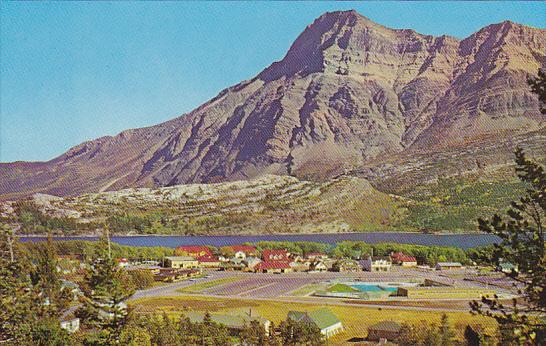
[116,258,129,268]
[305,252,328,260]
[230,245,256,255]
[197,255,222,268]
[221,245,257,259]
[262,249,289,262]
[175,246,213,258]
[254,260,292,273]
[390,252,417,267]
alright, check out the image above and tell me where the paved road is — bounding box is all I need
[129,268,517,312]
[131,271,236,299]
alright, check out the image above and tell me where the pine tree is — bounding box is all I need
[178,314,198,344]
[1,224,79,344]
[0,223,39,343]
[267,322,281,346]
[528,69,546,114]
[279,317,324,346]
[471,68,546,344]
[76,232,135,344]
[29,317,72,346]
[471,148,545,343]
[438,314,455,346]
[396,323,422,346]
[119,325,152,346]
[240,319,268,345]
[150,312,180,346]
[31,233,72,317]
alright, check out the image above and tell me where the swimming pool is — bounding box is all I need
[351,284,398,292]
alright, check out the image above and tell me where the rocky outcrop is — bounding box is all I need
[1,10,544,200]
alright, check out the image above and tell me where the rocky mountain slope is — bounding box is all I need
[1,10,545,200]
[1,175,405,235]
[2,171,531,234]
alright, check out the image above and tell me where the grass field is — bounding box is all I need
[288,283,326,296]
[327,283,359,293]
[175,277,242,293]
[129,295,496,344]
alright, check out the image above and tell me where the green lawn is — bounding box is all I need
[288,283,327,296]
[326,283,359,293]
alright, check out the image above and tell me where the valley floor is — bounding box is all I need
[129,268,502,344]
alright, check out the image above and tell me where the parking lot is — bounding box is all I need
[131,266,514,306]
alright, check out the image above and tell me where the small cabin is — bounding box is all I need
[367,320,401,342]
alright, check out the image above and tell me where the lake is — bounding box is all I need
[20,232,500,249]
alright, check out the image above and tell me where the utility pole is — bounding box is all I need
[7,229,14,263]
[104,224,112,259]
[2,224,15,263]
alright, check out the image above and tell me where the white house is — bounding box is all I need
[243,256,262,270]
[360,256,392,272]
[309,261,328,272]
[234,250,247,259]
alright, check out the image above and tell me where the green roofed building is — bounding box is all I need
[287,308,343,338]
[497,262,518,274]
[185,311,270,335]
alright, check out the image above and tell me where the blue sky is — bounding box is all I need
[1,1,545,163]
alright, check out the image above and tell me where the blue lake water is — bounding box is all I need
[20,232,500,249]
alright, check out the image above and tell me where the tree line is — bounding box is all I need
[22,238,476,267]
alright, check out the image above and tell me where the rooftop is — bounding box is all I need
[175,246,213,255]
[288,308,341,330]
[436,262,463,266]
[165,256,197,261]
[224,245,257,253]
[391,253,417,262]
[198,255,220,262]
[369,320,402,332]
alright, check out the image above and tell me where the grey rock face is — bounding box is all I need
[1,10,544,199]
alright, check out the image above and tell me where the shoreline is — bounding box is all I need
[18,230,490,238]
[19,231,501,249]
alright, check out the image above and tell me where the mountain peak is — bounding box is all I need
[2,12,544,200]
[258,10,391,81]
[317,9,361,22]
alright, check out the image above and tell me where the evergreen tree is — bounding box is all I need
[119,324,152,346]
[471,148,545,344]
[267,322,281,346]
[29,317,73,346]
[149,313,180,346]
[0,223,40,343]
[76,232,135,344]
[240,319,268,345]
[397,323,423,346]
[195,311,231,346]
[1,224,78,344]
[279,317,324,346]
[438,314,455,346]
[31,233,72,317]
[464,324,496,346]
[178,314,198,345]
[528,68,546,114]
[397,319,442,346]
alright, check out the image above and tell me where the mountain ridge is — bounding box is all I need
[1,10,545,200]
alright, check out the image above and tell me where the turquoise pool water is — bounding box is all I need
[351,284,398,292]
